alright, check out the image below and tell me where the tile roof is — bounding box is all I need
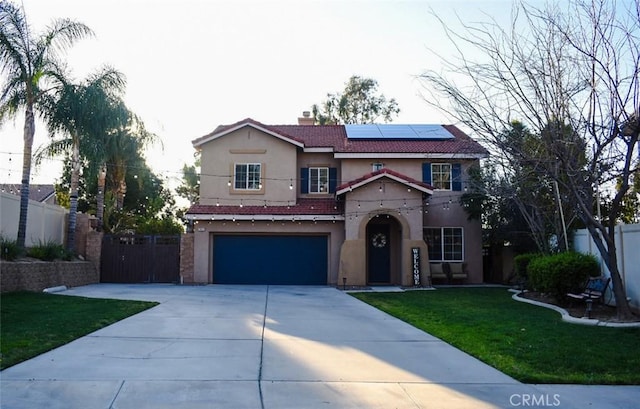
[194,118,488,155]
[0,184,56,203]
[336,168,433,195]
[186,198,343,217]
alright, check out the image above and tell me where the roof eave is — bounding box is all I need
[193,122,305,148]
[186,214,345,221]
[333,152,488,159]
[336,173,433,196]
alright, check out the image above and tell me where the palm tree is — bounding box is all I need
[37,66,126,251]
[0,1,92,249]
[86,106,157,231]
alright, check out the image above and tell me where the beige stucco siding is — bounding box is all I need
[338,180,430,287]
[199,128,298,206]
[340,159,423,183]
[424,192,483,284]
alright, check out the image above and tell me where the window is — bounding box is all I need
[422,162,462,191]
[309,167,329,193]
[234,163,261,190]
[424,227,463,261]
[431,164,452,190]
[372,162,384,171]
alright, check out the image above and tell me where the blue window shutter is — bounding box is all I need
[452,163,462,191]
[300,168,309,194]
[422,163,432,185]
[329,168,337,193]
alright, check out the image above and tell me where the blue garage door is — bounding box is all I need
[213,235,328,284]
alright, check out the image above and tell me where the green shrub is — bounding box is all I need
[26,240,73,261]
[513,253,541,283]
[527,251,600,301]
[1,236,21,261]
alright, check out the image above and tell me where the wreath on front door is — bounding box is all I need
[372,233,387,248]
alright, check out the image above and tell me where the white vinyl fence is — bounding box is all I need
[0,190,68,246]
[574,224,640,309]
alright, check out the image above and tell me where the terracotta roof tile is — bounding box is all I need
[336,168,433,193]
[187,198,343,216]
[196,119,488,155]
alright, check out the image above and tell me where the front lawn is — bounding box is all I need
[352,288,640,384]
[0,292,158,370]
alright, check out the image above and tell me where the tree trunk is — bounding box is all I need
[96,163,107,232]
[116,176,126,210]
[17,104,35,250]
[585,222,634,320]
[66,137,81,253]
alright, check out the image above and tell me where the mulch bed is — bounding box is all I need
[520,291,640,323]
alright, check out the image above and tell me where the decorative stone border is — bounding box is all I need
[510,289,640,328]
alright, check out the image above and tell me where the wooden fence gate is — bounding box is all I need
[101,235,180,283]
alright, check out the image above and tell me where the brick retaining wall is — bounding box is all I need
[1,261,99,293]
[179,233,194,283]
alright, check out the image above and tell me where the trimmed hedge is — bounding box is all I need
[514,253,540,282]
[527,252,600,301]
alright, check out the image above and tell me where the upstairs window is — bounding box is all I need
[372,162,384,171]
[431,163,452,190]
[309,167,329,193]
[234,163,261,190]
[301,167,337,194]
[422,162,462,191]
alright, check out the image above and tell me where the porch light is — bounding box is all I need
[289,179,293,190]
[227,179,231,187]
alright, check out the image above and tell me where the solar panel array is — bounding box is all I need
[344,124,454,140]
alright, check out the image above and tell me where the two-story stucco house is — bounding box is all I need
[185,115,488,287]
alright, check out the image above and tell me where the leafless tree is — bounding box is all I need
[421,0,639,319]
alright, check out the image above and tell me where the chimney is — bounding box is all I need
[298,110,314,125]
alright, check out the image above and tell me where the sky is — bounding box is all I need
[0,0,524,189]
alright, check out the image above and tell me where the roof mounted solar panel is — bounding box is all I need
[344,124,382,139]
[344,124,454,140]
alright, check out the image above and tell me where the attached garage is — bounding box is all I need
[212,235,328,284]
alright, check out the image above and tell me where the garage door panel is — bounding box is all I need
[213,235,327,285]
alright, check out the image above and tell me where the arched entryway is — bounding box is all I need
[366,214,401,285]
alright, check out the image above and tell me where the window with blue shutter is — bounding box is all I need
[452,163,462,191]
[300,168,309,194]
[422,162,432,185]
[329,167,337,193]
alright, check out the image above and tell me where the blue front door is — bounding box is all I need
[368,223,391,284]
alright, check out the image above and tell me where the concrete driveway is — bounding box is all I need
[1,284,638,408]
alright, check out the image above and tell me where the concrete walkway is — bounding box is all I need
[1,284,638,408]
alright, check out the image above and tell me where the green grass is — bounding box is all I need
[0,292,158,370]
[352,288,640,384]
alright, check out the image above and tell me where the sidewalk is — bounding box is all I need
[1,284,639,408]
